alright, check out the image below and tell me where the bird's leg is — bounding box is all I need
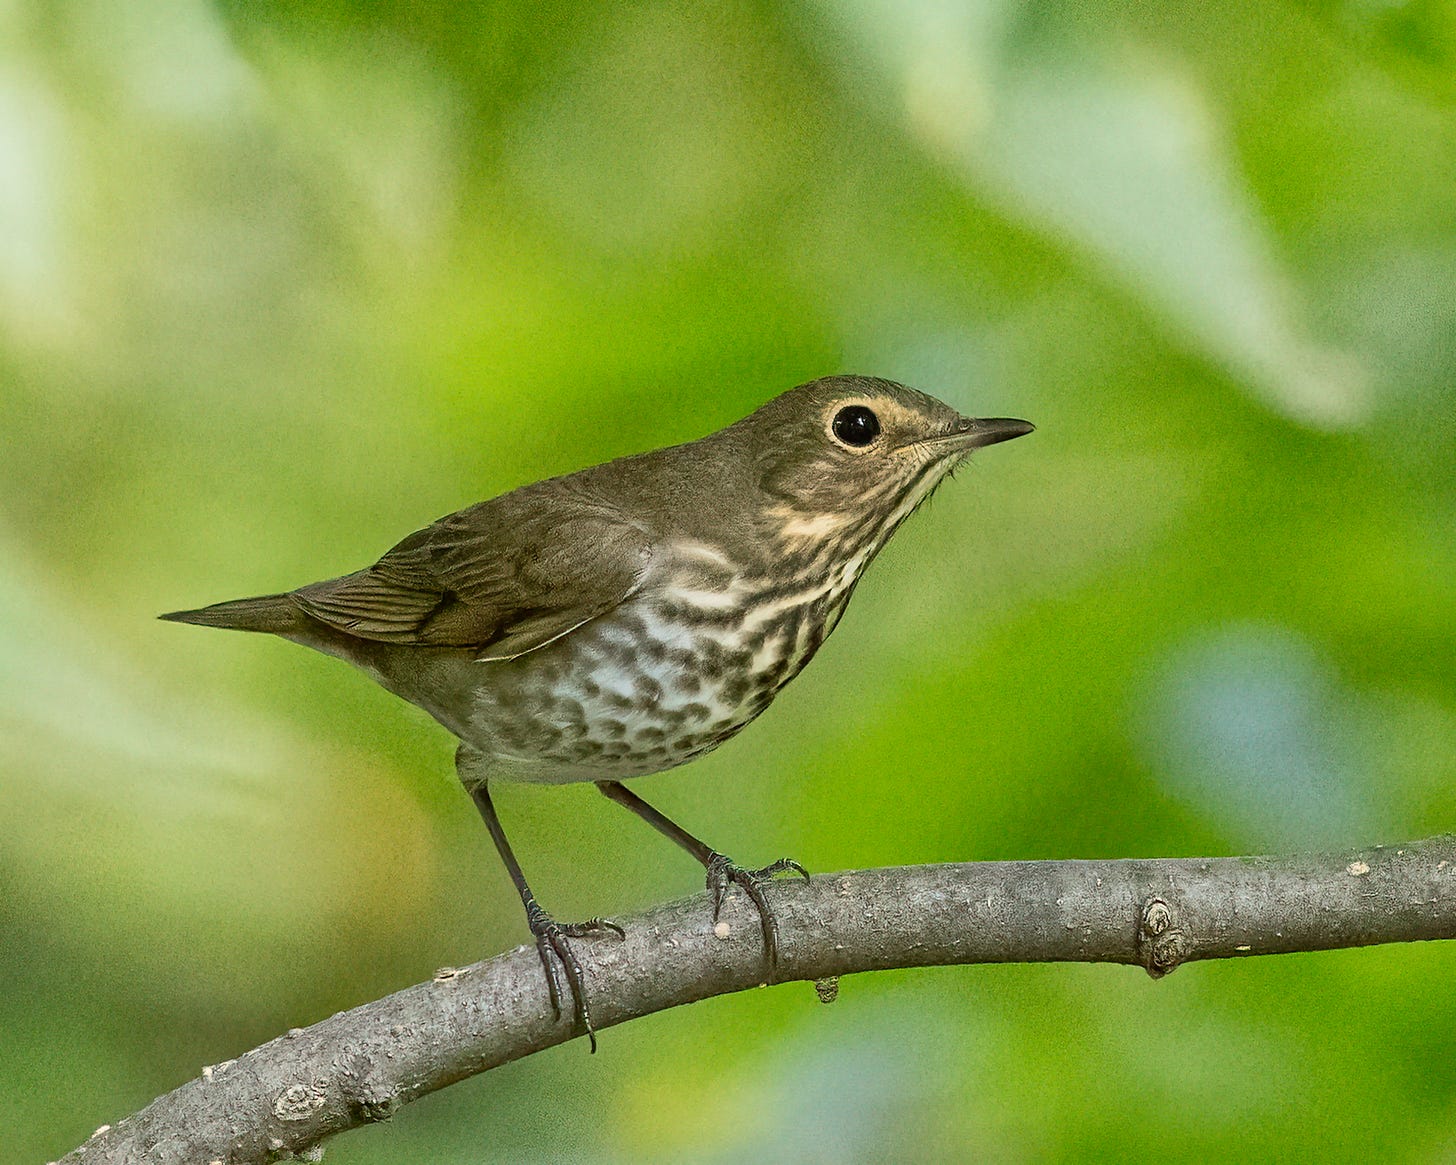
[595,780,808,968]
[464,771,623,1053]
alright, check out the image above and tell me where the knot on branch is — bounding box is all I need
[340,1051,401,1124]
[273,1082,327,1123]
[1137,896,1189,979]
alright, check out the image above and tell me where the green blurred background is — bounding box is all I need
[5,0,1456,1160]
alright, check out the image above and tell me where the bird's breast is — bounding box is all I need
[468,543,865,782]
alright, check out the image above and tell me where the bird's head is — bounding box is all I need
[736,375,1033,552]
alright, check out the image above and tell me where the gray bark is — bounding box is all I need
[58,837,1456,1164]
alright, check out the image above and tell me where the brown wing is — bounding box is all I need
[290,481,653,661]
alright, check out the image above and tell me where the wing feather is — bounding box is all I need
[290,482,652,659]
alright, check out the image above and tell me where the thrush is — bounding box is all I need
[162,374,1033,1048]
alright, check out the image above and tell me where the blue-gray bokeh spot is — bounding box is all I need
[1139,623,1372,848]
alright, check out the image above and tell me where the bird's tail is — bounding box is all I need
[159,593,304,634]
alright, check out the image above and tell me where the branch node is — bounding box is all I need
[340,1052,401,1124]
[1137,896,1189,979]
[273,1082,327,1123]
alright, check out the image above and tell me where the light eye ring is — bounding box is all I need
[831,404,881,448]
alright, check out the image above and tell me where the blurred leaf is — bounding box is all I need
[810,0,1369,426]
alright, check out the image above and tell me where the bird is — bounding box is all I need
[161,374,1034,1048]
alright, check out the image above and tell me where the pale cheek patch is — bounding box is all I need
[768,505,854,550]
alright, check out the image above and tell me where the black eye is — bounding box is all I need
[832,405,881,447]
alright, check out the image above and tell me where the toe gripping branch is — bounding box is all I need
[523,899,624,1053]
[705,853,811,968]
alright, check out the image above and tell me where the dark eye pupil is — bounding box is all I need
[833,405,880,447]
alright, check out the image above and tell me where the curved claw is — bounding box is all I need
[704,852,809,969]
[524,904,624,1054]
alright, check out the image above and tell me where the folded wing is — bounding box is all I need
[292,482,653,661]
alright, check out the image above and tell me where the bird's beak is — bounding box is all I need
[938,416,1036,451]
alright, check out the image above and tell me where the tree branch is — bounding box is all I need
[59,837,1456,1164]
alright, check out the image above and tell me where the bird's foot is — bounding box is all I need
[704,853,810,967]
[523,900,625,1053]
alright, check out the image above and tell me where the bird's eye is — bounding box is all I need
[832,405,881,447]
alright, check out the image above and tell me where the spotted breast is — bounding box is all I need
[466,538,860,783]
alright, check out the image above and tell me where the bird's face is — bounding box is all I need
[746,376,1033,542]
